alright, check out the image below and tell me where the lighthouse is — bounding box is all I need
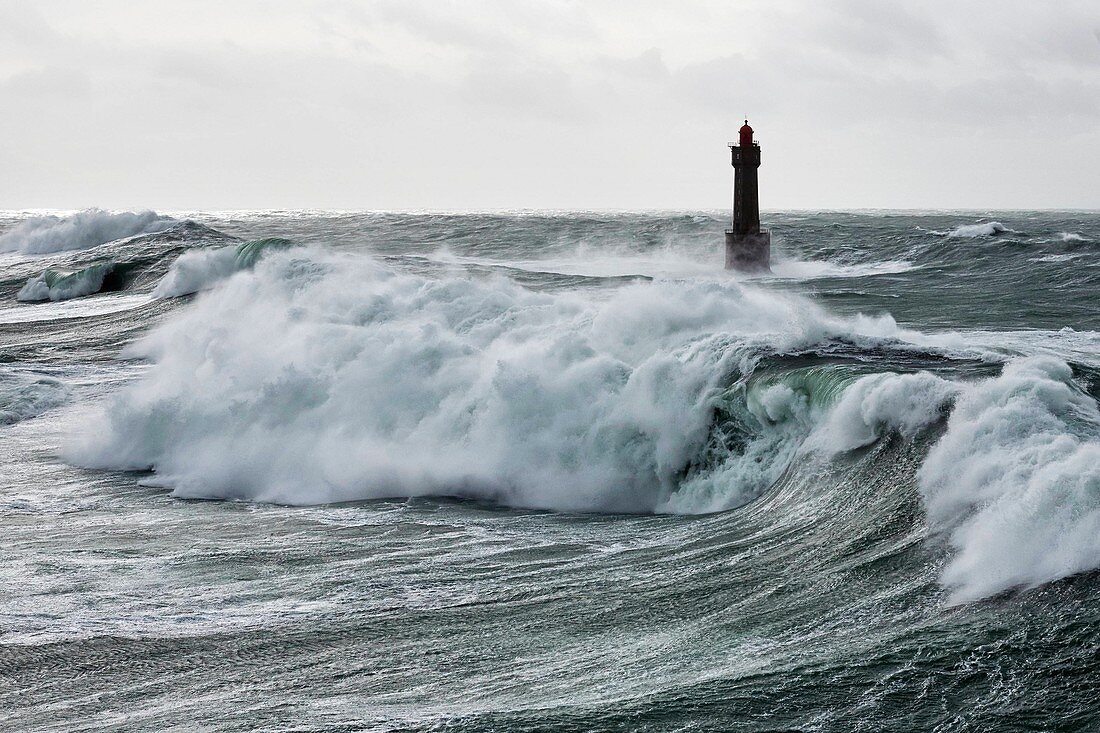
[725,120,771,271]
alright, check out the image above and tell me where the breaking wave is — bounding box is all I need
[931,221,1014,238]
[0,209,176,254]
[768,258,915,280]
[69,250,910,512]
[152,238,297,299]
[65,248,1100,601]
[17,261,116,302]
[151,248,239,299]
[919,357,1100,603]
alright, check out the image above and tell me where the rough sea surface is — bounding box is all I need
[2,209,1099,732]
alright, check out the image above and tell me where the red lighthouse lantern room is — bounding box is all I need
[739,120,754,148]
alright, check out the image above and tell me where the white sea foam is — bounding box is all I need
[428,248,718,280]
[429,248,914,283]
[768,258,915,280]
[937,221,1014,238]
[151,247,239,299]
[0,209,175,254]
[152,239,299,298]
[1058,232,1087,242]
[808,371,958,455]
[661,381,820,514]
[69,250,917,513]
[0,293,150,325]
[64,248,1100,602]
[919,357,1100,603]
[966,328,1100,370]
[1031,253,1083,263]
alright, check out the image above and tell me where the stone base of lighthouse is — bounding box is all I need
[725,231,771,272]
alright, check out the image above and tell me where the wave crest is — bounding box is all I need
[63,247,1100,602]
[929,221,1015,238]
[152,238,298,299]
[0,209,175,254]
[809,371,958,454]
[16,262,116,302]
[919,357,1100,602]
[67,250,907,513]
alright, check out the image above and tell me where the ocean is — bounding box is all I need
[1,209,1098,731]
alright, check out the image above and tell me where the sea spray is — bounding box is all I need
[0,209,175,254]
[63,245,1100,601]
[807,371,959,454]
[68,249,908,512]
[150,248,239,299]
[919,357,1100,602]
[152,238,297,298]
[935,221,1015,238]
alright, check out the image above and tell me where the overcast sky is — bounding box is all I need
[1,0,1098,210]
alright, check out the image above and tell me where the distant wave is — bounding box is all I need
[151,248,239,299]
[0,370,69,425]
[0,209,175,254]
[2,223,279,304]
[17,261,116,302]
[1058,232,1088,242]
[768,259,914,280]
[429,250,915,283]
[929,222,1016,238]
[152,238,297,298]
[0,293,151,325]
[1030,253,1084,264]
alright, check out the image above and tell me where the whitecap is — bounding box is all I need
[0,209,175,254]
[940,221,1015,238]
[919,357,1100,603]
[67,250,921,513]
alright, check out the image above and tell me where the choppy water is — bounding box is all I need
[2,209,1099,731]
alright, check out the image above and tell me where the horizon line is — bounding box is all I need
[2,206,1099,216]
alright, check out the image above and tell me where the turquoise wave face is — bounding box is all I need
[16,261,116,302]
[233,237,295,269]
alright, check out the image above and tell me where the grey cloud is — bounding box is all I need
[1,66,90,97]
[594,48,670,82]
[799,0,949,62]
[458,61,586,122]
[156,49,249,92]
[370,0,518,54]
[0,4,57,46]
[0,0,1096,209]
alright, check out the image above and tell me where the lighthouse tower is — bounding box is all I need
[725,120,771,271]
